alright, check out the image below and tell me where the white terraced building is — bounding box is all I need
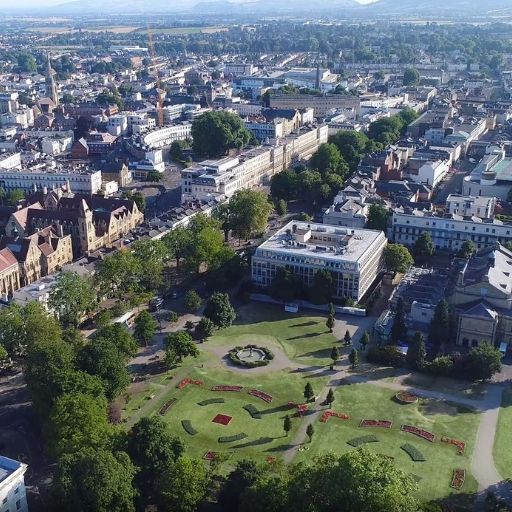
[0,456,28,512]
[181,125,328,202]
[252,221,387,301]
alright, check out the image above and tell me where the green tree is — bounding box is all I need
[270,169,300,201]
[349,348,359,369]
[191,110,254,157]
[134,310,157,347]
[218,460,261,512]
[344,329,352,345]
[304,382,314,401]
[306,423,315,443]
[95,323,137,359]
[283,414,292,436]
[329,130,374,171]
[330,346,339,368]
[164,331,199,365]
[391,298,407,344]
[184,290,202,312]
[275,199,287,216]
[270,267,298,303]
[163,226,194,271]
[367,203,390,232]
[53,448,136,512]
[360,331,370,351]
[310,143,348,177]
[458,240,476,259]
[122,190,145,213]
[185,216,227,273]
[204,292,236,328]
[328,302,336,317]
[326,313,335,333]
[48,272,97,328]
[16,52,37,73]
[95,249,142,298]
[326,388,335,408]
[385,244,414,273]
[406,332,426,370]
[310,269,335,305]
[0,344,8,369]
[403,67,420,86]
[466,343,502,381]
[127,417,183,503]
[195,317,215,339]
[147,170,162,182]
[157,456,209,512]
[414,232,435,260]
[429,299,450,353]
[131,239,167,291]
[7,189,24,205]
[170,140,189,161]
[49,393,112,457]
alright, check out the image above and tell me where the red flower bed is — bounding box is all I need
[249,389,273,403]
[211,385,243,392]
[212,414,232,426]
[177,378,203,389]
[451,469,465,490]
[321,411,350,423]
[441,436,466,455]
[267,456,277,464]
[203,451,218,461]
[360,419,392,428]
[401,424,435,442]
[395,391,418,404]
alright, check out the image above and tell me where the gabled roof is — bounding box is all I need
[462,302,498,320]
[0,248,18,272]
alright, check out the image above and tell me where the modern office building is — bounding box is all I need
[0,456,28,512]
[252,221,387,301]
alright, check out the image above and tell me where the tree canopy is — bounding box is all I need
[384,244,414,274]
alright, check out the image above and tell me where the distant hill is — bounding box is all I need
[370,0,512,14]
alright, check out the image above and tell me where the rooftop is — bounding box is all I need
[0,456,25,486]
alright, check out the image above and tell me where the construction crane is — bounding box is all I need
[147,24,164,128]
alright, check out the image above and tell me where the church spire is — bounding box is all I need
[45,52,59,107]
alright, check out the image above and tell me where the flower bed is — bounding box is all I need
[401,443,426,462]
[218,433,247,443]
[347,435,379,447]
[248,389,273,403]
[441,436,466,455]
[395,391,419,404]
[177,378,203,389]
[212,414,232,426]
[320,411,350,423]
[211,385,243,392]
[198,398,225,406]
[181,419,198,436]
[360,419,392,428]
[451,469,465,490]
[203,451,218,461]
[159,398,178,416]
[401,424,435,442]
[243,404,262,419]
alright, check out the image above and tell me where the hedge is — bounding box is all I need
[198,398,226,406]
[243,404,262,419]
[228,345,274,368]
[347,435,379,447]
[181,420,198,436]
[401,443,426,462]
[218,433,248,443]
[366,346,406,367]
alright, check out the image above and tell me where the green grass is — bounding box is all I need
[401,373,487,401]
[208,304,338,366]
[295,383,480,502]
[494,388,512,478]
[142,366,328,464]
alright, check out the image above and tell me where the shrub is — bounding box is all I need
[195,317,215,339]
[347,435,379,447]
[243,404,262,419]
[181,420,198,436]
[198,398,225,406]
[168,311,179,323]
[184,290,202,312]
[218,433,247,443]
[425,356,454,377]
[401,443,426,462]
[366,345,405,367]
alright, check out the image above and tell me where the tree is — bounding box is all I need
[429,299,450,353]
[349,348,359,369]
[310,269,335,305]
[275,199,287,216]
[360,331,370,351]
[195,317,215,339]
[326,388,335,408]
[147,170,162,182]
[329,130,373,171]
[310,143,348,177]
[95,249,142,298]
[7,189,25,205]
[134,310,157,347]
[95,323,137,359]
[330,346,339,367]
[127,417,183,502]
[16,52,37,73]
[344,329,352,345]
[367,204,390,232]
[0,344,9,369]
[385,244,414,274]
[328,302,335,317]
[157,456,208,512]
[391,298,407,344]
[164,331,199,365]
[48,272,97,328]
[122,190,145,213]
[458,240,476,259]
[170,140,189,161]
[466,343,502,381]
[218,459,261,512]
[53,448,136,512]
[407,332,426,370]
[162,226,193,271]
[191,111,254,157]
[131,239,167,291]
[403,67,420,86]
[48,393,113,457]
[270,170,300,201]
[413,232,435,260]
[306,423,314,443]
[326,314,335,333]
[270,267,298,303]
[184,290,202,312]
[304,382,314,401]
[283,415,292,436]
[185,216,227,273]
[204,292,236,328]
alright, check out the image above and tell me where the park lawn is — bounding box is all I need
[493,388,512,478]
[208,303,338,366]
[146,366,329,464]
[294,383,480,503]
